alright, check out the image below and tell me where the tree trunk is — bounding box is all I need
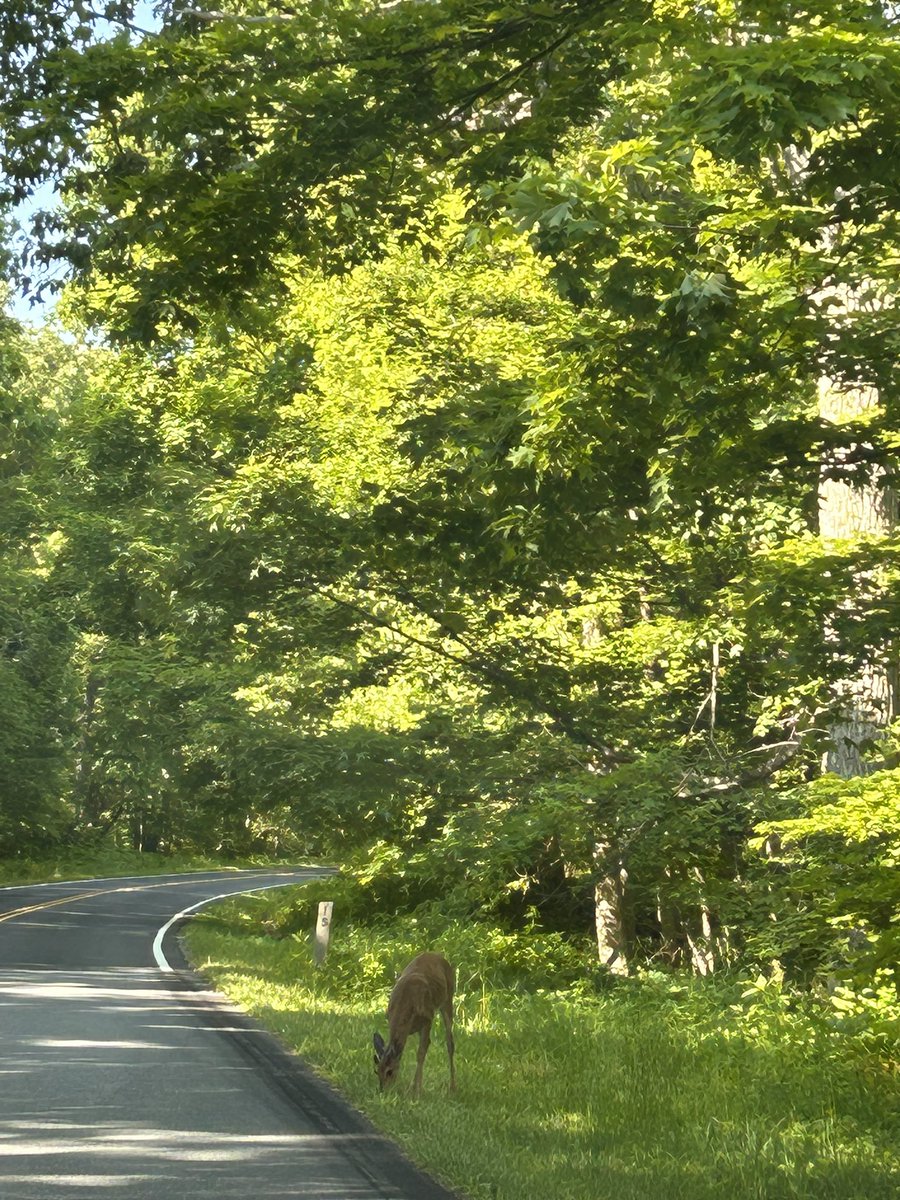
[593,841,631,975]
[73,668,103,827]
[818,377,897,775]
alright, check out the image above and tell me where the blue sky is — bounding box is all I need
[8,1,162,326]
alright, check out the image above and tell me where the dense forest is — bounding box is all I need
[1,0,898,1006]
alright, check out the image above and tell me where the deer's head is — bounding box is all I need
[373,1032,401,1091]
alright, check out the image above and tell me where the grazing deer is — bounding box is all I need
[373,952,456,1096]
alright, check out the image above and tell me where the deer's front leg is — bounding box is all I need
[412,1023,431,1096]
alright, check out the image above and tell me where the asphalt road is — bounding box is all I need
[0,869,457,1200]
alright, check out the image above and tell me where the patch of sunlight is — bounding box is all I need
[541,1109,594,1133]
[0,1124,383,1163]
[1,1175,167,1187]
[29,1039,176,1050]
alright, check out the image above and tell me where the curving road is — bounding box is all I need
[0,869,456,1200]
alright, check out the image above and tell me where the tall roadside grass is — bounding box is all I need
[185,889,899,1200]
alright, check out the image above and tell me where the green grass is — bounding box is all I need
[0,845,312,887]
[184,893,899,1200]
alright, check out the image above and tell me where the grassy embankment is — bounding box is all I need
[184,881,899,1200]
[0,845,309,887]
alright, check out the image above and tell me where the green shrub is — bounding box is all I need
[750,769,900,987]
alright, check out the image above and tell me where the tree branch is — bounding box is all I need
[305,578,626,761]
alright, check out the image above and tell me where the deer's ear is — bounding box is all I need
[373,1032,386,1058]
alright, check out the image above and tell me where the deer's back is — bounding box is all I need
[389,952,454,1029]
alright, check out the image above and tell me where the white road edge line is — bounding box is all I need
[153,881,310,973]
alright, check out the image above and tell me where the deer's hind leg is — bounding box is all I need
[439,1002,456,1091]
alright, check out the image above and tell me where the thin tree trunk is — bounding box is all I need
[683,897,717,977]
[656,868,686,967]
[659,866,721,975]
[582,607,633,972]
[74,669,103,827]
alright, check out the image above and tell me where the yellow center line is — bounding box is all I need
[0,888,110,923]
[0,872,291,926]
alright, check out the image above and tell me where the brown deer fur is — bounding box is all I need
[373,952,456,1096]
